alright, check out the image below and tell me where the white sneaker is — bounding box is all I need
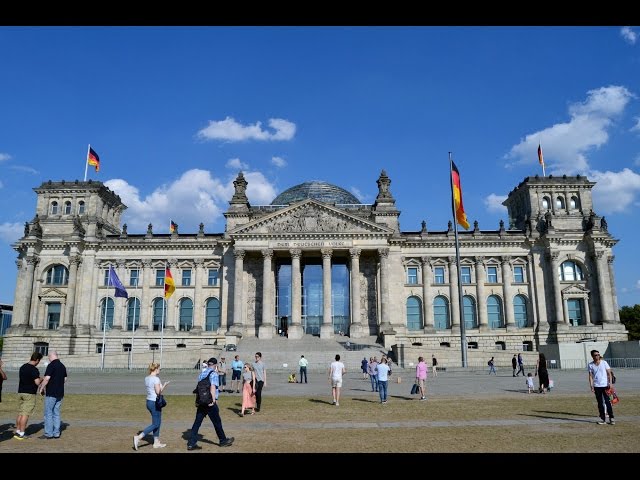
[153,442,167,449]
[335,402,339,406]
[133,435,140,451]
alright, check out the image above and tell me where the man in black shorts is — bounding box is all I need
[230,355,243,393]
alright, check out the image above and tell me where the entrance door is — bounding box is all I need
[567,298,584,326]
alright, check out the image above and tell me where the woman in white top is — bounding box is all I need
[133,362,170,450]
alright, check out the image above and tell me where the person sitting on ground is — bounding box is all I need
[288,372,297,383]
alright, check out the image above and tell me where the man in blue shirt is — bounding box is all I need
[187,358,234,450]
[230,355,243,393]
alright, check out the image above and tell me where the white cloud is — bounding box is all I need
[105,168,278,232]
[349,187,368,203]
[630,117,640,134]
[636,280,640,290]
[271,156,287,168]
[504,85,634,174]
[0,222,24,244]
[197,116,296,142]
[226,158,249,170]
[484,193,508,213]
[621,26,638,45]
[634,154,640,166]
[590,168,640,214]
[0,153,11,162]
[9,165,38,174]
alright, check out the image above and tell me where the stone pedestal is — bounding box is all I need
[349,323,365,339]
[287,324,304,339]
[320,324,334,339]
[258,324,274,339]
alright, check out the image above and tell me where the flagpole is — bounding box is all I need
[84,144,90,182]
[449,153,468,368]
[160,262,166,366]
[129,274,139,371]
[100,264,111,370]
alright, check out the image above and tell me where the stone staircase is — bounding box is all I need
[230,334,390,373]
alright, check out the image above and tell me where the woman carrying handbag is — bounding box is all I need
[133,362,170,450]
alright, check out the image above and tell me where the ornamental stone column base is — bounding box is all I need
[349,322,365,339]
[258,324,274,339]
[320,324,334,339]
[423,326,436,334]
[189,326,203,334]
[57,325,76,335]
[5,325,31,335]
[478,324,491,333]
[505,323,519,333]
[450,325,461,334]
[287,324,304,339]
[555,322,570,332]
[225,334,241,346]
[380,331,396,350]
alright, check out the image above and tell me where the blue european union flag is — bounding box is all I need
[108,265,129,298]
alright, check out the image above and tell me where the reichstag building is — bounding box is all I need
[3,170,628,362]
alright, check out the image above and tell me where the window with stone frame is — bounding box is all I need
[130,269,139,287]
[155,269,165,286]
[406,266,419,285]
[513,265,525,283]
[182,269,192,286]
[46,265,69,285]
[486,265,498,283]
[208,268,219,286]
[460,266,472,284]
[434,266,445,284]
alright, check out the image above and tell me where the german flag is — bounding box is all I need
[170,220,178,233]
[164,267,176,299]
[87,147,100,172]
[451,161,470,230]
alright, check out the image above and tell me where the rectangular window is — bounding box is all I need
[434,267,445,284]
[47,302,61,330]
[407,266,418,284]
[130,269,139,287]
[461,266,472,284]
[155,269,165,286]
[208,269,219,286]
[513,266,524,283]
[182,269,192,286]
[487,266,498,283]
[103,269,110,286]
[96,343,103,354]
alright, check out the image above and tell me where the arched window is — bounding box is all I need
[433,295,450,330]
[152,297,166,331]
[570,196,580,210]
[99,297,114,330]
[463,295,477,330]
[78,200,86,214]
[64,201,72,215]
[205,298,220,331]
[514,294,529,328]
[46,265,69,285]
[487,295,504,328]
[559,261,584,281]
[50,201,59,215]
[179,298,193,331]
[556,196,565,210]
[542,196,550,210]
[126,297,141,331]
[406,296,423,331]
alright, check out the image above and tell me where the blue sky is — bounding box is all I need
[1,26,639,308]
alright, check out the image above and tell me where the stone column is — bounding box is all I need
[259,249,274,339]
[608,256,621,322]
[63,255,81,329]
[502,256,516,329]
[192,259,204,332]
[550,252,568,328]
[230,249,245,336]
[288,248,303,339]
[378,248,393,335]
[12,257,37,331]
[449,256,460,333]
[320,248,334,339]
[421,256,434,332]
[162,260,177,333]
[594,251,613,324]
[475,256,488,332]
[349,248,365,338]
[138,260,151,331]
[526,254,539,328]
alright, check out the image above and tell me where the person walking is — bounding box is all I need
[240,363,256,416]
[133,362,170,450]
[329,354,346,406]
[298,355,308,384]
[516,353,526,377]
[431,355,438,377]
[511,354,518,376]
[0,356,7,403]
[488,357,497,375]
[535,352,549,393]
[14,352,43,440]
[37,350,67,439]
[588,349,615,425]
[218,357,228,393]
[187,357,234,450]
[230,354,243,393]
[361,357,368,379]
[253,352,267,412]
[367,357,378,392]
[375,357,391,404]
[416,356,428,400]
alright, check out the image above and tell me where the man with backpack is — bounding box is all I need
[187,357,234,450]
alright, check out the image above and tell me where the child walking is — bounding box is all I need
[526,372,534,394]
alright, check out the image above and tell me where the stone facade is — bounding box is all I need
[2,172,628,365]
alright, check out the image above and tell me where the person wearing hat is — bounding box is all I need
[187,357,234,450]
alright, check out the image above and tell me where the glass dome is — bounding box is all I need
[271,181,360,205]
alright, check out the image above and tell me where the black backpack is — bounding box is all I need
[193,372,214,407]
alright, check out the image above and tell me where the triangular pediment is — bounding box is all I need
[561,284,590,295]
[229,199,392,236]
[39,287,67,299]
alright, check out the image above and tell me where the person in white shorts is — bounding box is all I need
[329,354,346,406]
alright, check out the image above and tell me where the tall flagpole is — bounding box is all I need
[449,153,468,368]
[100,264,111,370]
[84,144,90,182]
[128,274,139,371]
[160,262,166,366]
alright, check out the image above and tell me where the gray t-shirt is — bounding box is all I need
[253,361,266,382]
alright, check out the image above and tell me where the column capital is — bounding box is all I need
[607,255,615,265]
[349,248,361,259]
[234,249,246,260]
[321,248,333,259]
[116,259,127,268]
[500,256,511,265]
[194,258,205,267]
[69,255,82,267]
[26,256,39,266]
[548,251,561,263]
[261,248,274,259]
[475,256,485,265]
[420,255,431,266]
[290,248,302,259]
[141,259,152,269]
[15,259,23,271]
[378,248,389,259]
[447,256,457,265]
[167,258,178,267]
